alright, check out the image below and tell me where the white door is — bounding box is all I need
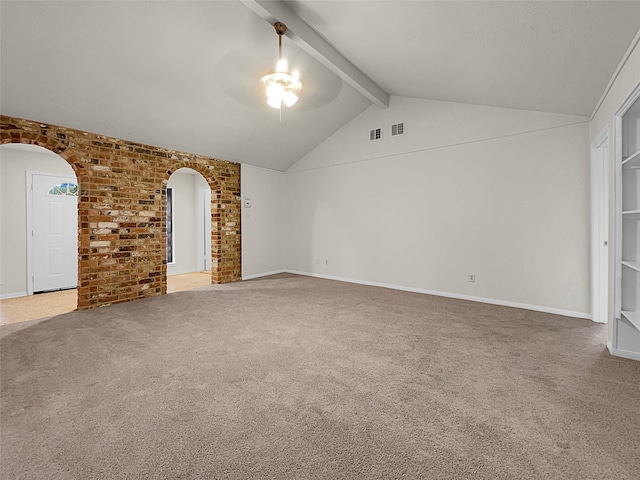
[591,132,609,323]
[31,173,78,293]
[196,186,212,271]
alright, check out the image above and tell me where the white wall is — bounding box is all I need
[0,144,76,298]
[167,169,210,276]
[285,96,591,317]
[241,164,285,279]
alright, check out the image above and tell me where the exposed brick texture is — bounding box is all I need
[1,115,241,310]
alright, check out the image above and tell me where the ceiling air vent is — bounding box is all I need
[370,128,382,141]
[391,122,405,136]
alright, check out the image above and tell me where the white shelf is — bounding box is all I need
[622,209,640,219]
[621,311,640,331]
[614,88,640,360]
[622,149,640,168]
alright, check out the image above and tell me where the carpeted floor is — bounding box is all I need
[1,273,639,479]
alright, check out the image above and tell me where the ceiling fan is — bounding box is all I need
[260,22,303,119]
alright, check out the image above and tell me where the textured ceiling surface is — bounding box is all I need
[1,1,639,171]
[0,1,370,171]
[286,0,640,116]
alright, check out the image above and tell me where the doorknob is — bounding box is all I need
[604,241,608,246]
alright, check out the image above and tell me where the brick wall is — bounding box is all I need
[1,115,241,310]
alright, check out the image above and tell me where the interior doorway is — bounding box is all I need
[166,168,212,293]
[0,144,78,325]
[591,127,610,324]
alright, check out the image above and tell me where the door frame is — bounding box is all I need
[196,185,212,272]
[26,170,77,295]
[590,126,610,323]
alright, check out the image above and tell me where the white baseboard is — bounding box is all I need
[243,269,286,281]
[285,270,591,320]
[611,348,640,361]
[0,291,28,300]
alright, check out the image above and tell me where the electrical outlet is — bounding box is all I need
[468,274,476,283]
[315,258,319,265]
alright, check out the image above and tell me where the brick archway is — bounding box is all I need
[2,115,241,310]
[1,137,87,311]
[165,164,223,286]
[164,159,241,285]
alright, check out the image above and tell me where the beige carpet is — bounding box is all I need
[1,273,638,479]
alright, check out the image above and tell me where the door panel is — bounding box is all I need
[591,134,609,324]
[48,202,62,234]
[196,187,212,271]
[32,173,78,293]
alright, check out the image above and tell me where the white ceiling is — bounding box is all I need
[0,1,370,171]
[2,1,639,171]
[287,0,640,116]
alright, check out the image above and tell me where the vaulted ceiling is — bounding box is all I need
[2,1,639,171]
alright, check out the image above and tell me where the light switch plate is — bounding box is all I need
[244,200,251,208]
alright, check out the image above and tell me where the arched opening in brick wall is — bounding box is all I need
[0,142,81,322]
[164,162,228,293]
[165,167,213,293]
[2,115,241,310]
